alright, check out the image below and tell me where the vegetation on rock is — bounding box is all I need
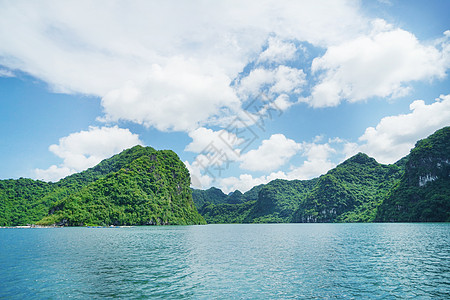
[1,146,205,226]
[193,127,448,223]
[2,127,448,226]
[376,126,450,222]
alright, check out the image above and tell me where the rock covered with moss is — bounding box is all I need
[376,126,450,222]
[1,146,205,226]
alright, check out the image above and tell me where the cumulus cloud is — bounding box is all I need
[3,0,448,188]
[239,134,301,171]
[357,94,450,164]
[3,1,446,137]
[186,93,450,192]
[237,65,306,99]
[309,20,450,107]
[184,160,214,190]
[271,94,294,111]
[287,142,337,179]
[257,36,297,64]
[0,68,14,77]
[100,58,241,131]
[34,126,142,182]
[216,140,337,193]
[188,134,339,192]
[185,127,245,187]
[186,131,301,182]
[185,127,244,160]
[217,172,288,194]
[0,0,367,132]
[34,165,73,183]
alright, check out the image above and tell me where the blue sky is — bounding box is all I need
[0,0,449,193]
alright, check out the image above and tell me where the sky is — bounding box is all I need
[0,0,449,193]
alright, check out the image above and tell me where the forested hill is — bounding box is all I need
[191,185,263,208]
[194,153,403,223]
[0,146,205,226]
[2,127,448,226]
[376,126,450,222]
[193,126,449,223]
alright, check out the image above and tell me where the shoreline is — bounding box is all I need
[0,225,63,229]
[1,223,448,229]
[0,225,135,229]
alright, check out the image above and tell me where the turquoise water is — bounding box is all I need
[0,224,449,299]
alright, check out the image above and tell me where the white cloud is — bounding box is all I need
[237,68,274,98]
[4,0,448,188]
[208,138,337,193]
[257,36,297,64]
[271,94,294,111]
[217,172,288,194]
[341,141,360,160]
[185,127,244,186]
[0,0,367,132]
[187,90,450,192]
[100,58,241,131]
[239,134,301,171]
[215,139,337,193]
[271,66,306,94]
[0,68,14,77]
[309,20,450,107]
[237,65,306,100]
[184,160,214,190]
[185,127,243,161]
[34,126,142,182]
[34,165,73,183]
[286,141,336,179]
[186,130,300,190]
[357,94,450,164]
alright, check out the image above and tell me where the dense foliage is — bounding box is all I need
[295,153,404,223]
[2,127,448,226]
[196,128,448,224]
[376,126,450,222]
[198,153,403,224]
[0,179,54,225]
[1,146,205,226]
[191,187,228,208]
[192,185,264,208]
[192,184,264,223]
[249,179,318,223]
[200,200,256,223]
[197,179,316,223]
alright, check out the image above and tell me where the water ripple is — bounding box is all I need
[0,223,449,299]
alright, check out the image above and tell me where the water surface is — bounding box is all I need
[0,223,449,299]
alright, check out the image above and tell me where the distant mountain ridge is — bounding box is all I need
[376,126,450,222]
[0,146,205,226]
[193,127,449,223]
[1,127,449,226]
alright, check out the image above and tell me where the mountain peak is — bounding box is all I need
[335,153,380,170]
[37,146,206,226]
[346,152,377,164]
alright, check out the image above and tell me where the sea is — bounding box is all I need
[0,223,449,299]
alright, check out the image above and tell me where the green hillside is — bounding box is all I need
[191,187,228,208]
[376,126,450,222]
[196,153,403,224]
[194,127,449,224]
[192,184,264,208]
[0,178,54,226]
[2,127,448,226]
[293,153,404,223]
[1,146,205,226]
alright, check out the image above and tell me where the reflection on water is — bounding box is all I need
[0,224,449,299]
